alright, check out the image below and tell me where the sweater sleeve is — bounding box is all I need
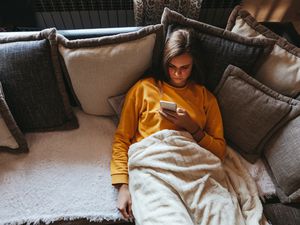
[110,81,142,185]
[198,90,226,160]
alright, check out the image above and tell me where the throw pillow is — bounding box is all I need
[107,94,126,119]
[161,7,276,91]
[0,28,78,132]
[58,24,163,116]
[226,6,300,98]
[263,116,300,203]
[0,82,28,153]
[133,0,202,26]
[214,65,300,163]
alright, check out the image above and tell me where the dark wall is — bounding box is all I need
[0,0,36,30]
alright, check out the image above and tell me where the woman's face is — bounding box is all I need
[168,53,193,88]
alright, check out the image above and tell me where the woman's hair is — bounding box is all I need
[156,28,206,85]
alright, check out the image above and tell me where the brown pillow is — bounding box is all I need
[0,28,78,132]
[161,7,275,91]
[107,94,126,119]
[263,116,300,203]
[0,82,28,153]
[226,6,300,98]
[214,65,300,163]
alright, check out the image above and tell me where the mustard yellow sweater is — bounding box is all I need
[111,77,226,185]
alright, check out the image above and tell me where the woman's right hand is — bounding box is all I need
[117,184,133,220]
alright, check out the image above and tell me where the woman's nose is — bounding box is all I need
[175,69,182,76]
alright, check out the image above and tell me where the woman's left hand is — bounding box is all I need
[159,107,199,134]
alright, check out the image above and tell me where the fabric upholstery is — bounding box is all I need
[226,6,300,98]
[0,82,28,153]
[264,116,300,203]
[214,65,300,163]
[0,28,78,132]
[107,94,126,119]
[161,7,276,91]
[58,25,163,116]
[263,203,300,225]
[133,0,203,26]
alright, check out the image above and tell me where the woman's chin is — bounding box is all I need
[171,81,187,87]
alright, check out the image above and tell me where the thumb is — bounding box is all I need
[177,107,185,113]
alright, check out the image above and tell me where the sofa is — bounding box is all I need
[0,6,300,225]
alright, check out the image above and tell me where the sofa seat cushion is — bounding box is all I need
[0,108,123,224]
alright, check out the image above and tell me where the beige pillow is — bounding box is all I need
[226,6,300,97]
[58,25,163,116]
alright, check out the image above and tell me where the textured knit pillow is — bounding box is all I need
[133,0,202,26]
[214,65,300,163]
[0,82,28,153]
[161,7,276,91]
[226,6,300,97]
[263,116,300,203]
[0,28,78,132]
[58,25,163,116]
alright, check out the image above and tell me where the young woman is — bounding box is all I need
[110,28,226,220]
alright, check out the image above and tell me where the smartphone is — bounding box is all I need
[160,100,177,112]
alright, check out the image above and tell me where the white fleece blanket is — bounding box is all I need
[0,109,122,225]
[128,130,268,225]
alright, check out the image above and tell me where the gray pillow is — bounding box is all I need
[264,116,300,203]
[161,7,276,91]
[0,28,78,132]
[107,94,126,119]
[107,94,126,126]
[214,65,300,163]
[0,82,28,153]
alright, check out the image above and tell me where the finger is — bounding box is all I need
[118,206,130,219]
[162,109,177,117]
[159,110,176,123]
[177,107,186,113]
[128,201,133,218]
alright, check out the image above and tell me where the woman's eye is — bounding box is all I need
[168,65,176,70]
[181,66,189,70]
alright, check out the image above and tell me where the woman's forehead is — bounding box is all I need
[169,53,193,66]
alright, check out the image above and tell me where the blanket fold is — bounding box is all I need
[128,129,268,225]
